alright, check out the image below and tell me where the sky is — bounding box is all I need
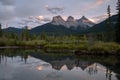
[0,0,117,29]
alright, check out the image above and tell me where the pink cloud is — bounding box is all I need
[84,0,110,12]
[91,14,108,23]
[93,0,110,7]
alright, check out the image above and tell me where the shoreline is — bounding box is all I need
[0,45,119,55]
[0,46,20,49]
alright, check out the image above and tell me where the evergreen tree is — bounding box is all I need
[107,5,111,20]
[116,0,120,43]
[21,26,30,41]
[106,5,112,41]
[39,32,47,40]
[0,24,2,37]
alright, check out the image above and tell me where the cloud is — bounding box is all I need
[92,12,115,23]
[0,0,15,5]
[15,4,43,18]
[84,0,110,12]
[91,14,108,23]
[17,16,50,27]
[0,4,15,22]
[0,0,16,22]
[91,0,107,8]
[0,0,45,22]
[45,5,65,14]
[35,16,51,22]
[17,18,42,28]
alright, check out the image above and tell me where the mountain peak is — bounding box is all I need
[51,15,66,26]
[67,16,75,22]
[52,15,65,22]
[77,16,95,27]
[66,16,78,27]
[81,16,89,20]
[51,15,95,28]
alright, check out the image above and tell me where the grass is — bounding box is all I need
[0,37,120,54]
[44,41,120,54]
[24,40,47,46]
[0,38,47,47]
[89,42,120,53]
[44,41,88,50]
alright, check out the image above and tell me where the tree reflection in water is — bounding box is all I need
[0,49,29,64]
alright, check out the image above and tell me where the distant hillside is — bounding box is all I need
[84,15,118,33]
[3,27,22,35]
[30,23,76,36]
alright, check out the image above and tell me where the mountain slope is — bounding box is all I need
[3,27,22,34]
[85,15,117,33]
[30,23,76,36]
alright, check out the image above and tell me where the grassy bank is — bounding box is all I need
[0,37,120,55]
[44,42,120,54]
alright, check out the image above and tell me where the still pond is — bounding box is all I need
[0,49,120,80]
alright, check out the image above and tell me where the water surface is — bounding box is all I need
[0,49,120,80]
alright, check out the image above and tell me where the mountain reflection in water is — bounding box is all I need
[0,49,120,80]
